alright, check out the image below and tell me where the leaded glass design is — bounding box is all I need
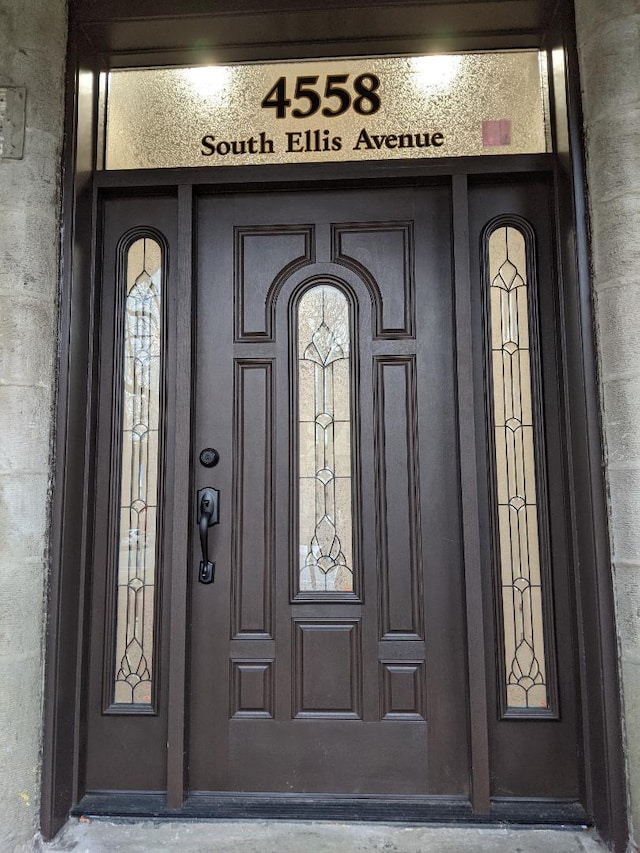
[113,237,162,706]
[488,225,548,710]
[298,285,354,592]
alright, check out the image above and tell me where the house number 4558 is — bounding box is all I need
[261,74,381,119]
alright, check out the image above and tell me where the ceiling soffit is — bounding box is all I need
[71,0,557,66]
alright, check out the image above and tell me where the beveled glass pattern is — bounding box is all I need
[298,285,353,592]
[113,237,162,706]
[488,226,548,710]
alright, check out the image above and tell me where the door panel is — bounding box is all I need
[189,185,469,794]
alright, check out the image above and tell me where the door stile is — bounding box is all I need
[74,179,103,805]
[451,174,491,813]
[166,184,195,808]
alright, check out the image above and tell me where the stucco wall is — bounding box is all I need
[0,0,67,850]
[574,0,640,843]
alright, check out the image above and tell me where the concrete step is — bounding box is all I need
[39,819,607,853]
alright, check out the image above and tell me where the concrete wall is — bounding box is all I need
[574,0,640,843]
[0,1,67,850]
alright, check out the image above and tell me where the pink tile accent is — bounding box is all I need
[482,119,512,147]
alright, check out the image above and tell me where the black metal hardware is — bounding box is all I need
[197,487,220,584]
[199,447,220,468]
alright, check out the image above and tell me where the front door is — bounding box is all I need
[189,184,467,795]
[84,172,581,814]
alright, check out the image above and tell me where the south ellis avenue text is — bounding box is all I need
[200,128,445,157]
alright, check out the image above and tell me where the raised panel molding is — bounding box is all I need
[293,620,362,719]
[374,356,424,640]
[332,221,415,339]
[231,360,275,638]
[234,225,314,341]
[230,659,274,719]
[380,661,426,720]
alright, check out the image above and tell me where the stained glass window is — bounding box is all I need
[487,225,549,711]
[113,236,162,707]
[298,285,354,593]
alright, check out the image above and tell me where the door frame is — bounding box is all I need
[42,2,627,848]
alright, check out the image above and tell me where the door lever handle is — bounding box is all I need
[197,487,219,584]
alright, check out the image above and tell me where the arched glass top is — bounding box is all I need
[298,285,354,593]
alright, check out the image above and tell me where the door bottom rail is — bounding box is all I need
[73,792,589,826]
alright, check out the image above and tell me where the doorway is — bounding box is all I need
[81,172,581,811]
[42,5,628,847]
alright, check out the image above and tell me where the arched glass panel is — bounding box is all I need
[298,285,354,592]
[113,236,162,706]
[487,225,549,712]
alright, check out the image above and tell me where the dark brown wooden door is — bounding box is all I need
[189,184,470,795]
[84,174,582,815]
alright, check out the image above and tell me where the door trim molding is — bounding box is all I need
[92,153,556,191]
[165,185,195,807]
[451,173,490,813]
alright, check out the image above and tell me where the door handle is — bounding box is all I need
[197,487,219,584]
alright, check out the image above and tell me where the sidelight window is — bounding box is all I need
[111,235,163,708]
[485,222,556,715]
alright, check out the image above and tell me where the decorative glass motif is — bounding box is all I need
[298,285,354,592]
[488,226,548,710]
[113,237,162,706]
